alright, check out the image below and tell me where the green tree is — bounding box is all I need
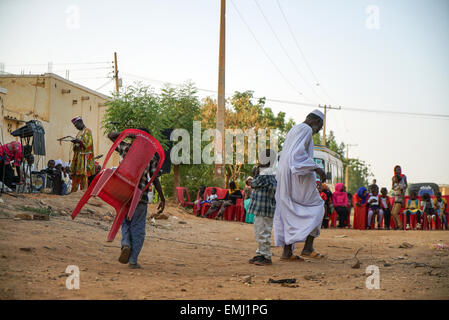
[347,158,373,194]
[102,82,201,200]
[159,82,201,197]
[198,91,295,186]
[102,85,168,146]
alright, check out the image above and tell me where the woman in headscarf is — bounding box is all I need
[353,187,369,229]
[391,165,407,230]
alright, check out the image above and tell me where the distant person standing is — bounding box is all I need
[70,116,95,192]
[391,165,407,230]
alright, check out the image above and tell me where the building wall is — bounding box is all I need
[0,74,117,169]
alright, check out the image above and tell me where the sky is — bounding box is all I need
[1,0,448,190]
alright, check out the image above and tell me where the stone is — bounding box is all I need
[16,213,33,220]
[351,261,361,269]
[33,214,49,221]
[399,242,414,249]
[242,275,253,284]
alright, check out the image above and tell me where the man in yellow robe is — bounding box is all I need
[70,116,95,192]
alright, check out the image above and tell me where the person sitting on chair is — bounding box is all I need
[404,191,422,230]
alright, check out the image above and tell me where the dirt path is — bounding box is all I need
[0,193,448,300]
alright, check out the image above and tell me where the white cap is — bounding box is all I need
[310,109,324,120]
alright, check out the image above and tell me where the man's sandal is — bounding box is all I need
[300,251,325,259]
[280,255,304,262]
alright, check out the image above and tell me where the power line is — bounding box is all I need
[96,78,114,91]
[275,0,335,104]
[123,71,316,108]
[229,0,311,102]
[254,0,324,103]
[341,106,449,120]
[121,72,449,120]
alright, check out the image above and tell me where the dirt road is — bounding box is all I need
[0,193,448,300]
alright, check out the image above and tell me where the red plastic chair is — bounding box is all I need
[233,198,245,222]
[201,187,229,219]
[71,129,165,242]
[176,187,194,208]
[352,194,368,230]
[329,210,337,228]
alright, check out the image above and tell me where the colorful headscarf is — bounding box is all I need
[357,187,368,204]
[393,165,405,178]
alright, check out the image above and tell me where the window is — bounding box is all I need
[313,158,325,170]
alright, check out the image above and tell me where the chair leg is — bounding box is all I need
[126,188,143,221]
[91,169,114,196]
[71,172,102,219]
[107,204,129,242]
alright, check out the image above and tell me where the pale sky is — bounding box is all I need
[1,0,448,190]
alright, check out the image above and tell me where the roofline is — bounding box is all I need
[0,73,111,100]
[313,144,343,160]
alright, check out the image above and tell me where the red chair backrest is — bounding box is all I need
[99,129,165,204]
[176,187,191,205]
[203,187,228,200]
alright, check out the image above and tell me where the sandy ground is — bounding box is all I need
[0,192,448,300]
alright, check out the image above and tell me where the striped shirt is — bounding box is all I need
[248,173,277,218]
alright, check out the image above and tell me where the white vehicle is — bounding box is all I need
[313,145,344,192]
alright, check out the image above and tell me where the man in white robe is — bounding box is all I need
[274,110,326,260]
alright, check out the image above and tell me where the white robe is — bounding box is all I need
[274,123,324,248]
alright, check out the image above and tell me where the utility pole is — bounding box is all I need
[114,52,119,95]
[215,0,226,186]
[345,144,358,190]
[318,104,341,146]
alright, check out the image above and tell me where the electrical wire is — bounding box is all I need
[254,0,324,103]
[229,0,311,102]
[275,0,335,104]
[121,72,449,120]
[95,78,114,91]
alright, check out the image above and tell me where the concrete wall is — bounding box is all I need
[0,74,118,169]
